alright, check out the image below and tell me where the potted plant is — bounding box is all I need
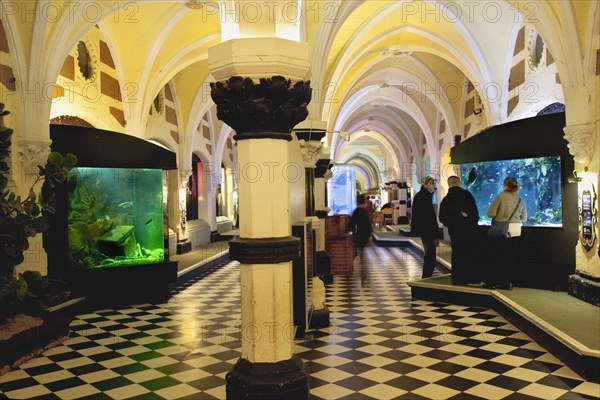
[0,102,77,374]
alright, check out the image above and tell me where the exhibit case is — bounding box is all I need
[45,125,178,306]
[67,167,166,269]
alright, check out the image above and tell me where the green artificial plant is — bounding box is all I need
[0,102,77,323]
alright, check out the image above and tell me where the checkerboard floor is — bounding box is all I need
[1,245,599,399]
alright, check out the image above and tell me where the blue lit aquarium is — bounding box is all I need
[460,155,562,227]
[67,167,165,269]
[327,166,356,215]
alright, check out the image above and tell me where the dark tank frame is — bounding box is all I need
[451,112,577,291]
[45,125,178,307]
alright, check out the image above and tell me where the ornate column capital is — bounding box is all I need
[298,140,324,168]
[294,121,327,168]
[18,138,52,175]
[179,168,192,186]
[210,76,312,139]
[563,123,597,166]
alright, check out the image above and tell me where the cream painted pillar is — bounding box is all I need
[209,37,311,399]
[563,123,600,276]
[294,121,330,327]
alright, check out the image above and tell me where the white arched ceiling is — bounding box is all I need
[0,8,26,110]
[335,163,372,191]
[350,61,460,134]
[336,121,406,168]
[340,151,381,187]
[343,115,411,161]
[332,85,435,161]
[182,75,217,170]
[308,0,367,119]
[214,120,235,171]
[124,5,201,134]
[139,33,219,134]
[350,160,378,189]
[321,8,498,123]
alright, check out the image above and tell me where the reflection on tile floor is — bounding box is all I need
[1,245,599,399]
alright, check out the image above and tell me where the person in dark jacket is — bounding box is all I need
[410,176,440,278]
[439,175,480,285]
[349,194,372,252]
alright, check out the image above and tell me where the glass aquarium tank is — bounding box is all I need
[327,166,356,215]
[460,155,562,227]
[67,167,165,269]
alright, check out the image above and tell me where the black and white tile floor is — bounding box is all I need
[1,245,599,399]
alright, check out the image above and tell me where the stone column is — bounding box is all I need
[209,38,311,400]
[294,122,330,328]
[313,158,333,285]
[294,121,326,216]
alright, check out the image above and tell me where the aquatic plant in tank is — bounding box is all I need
[67,167,165,269]
[460,155,562,227]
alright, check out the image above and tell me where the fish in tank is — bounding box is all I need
[460,155,562,227]
[67,167,165,269]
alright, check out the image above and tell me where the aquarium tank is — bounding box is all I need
[327,166,357,215]
[460,155,562,227]
[67,167,165,269]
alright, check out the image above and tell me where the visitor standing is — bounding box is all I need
[439,175,479,285]
[410,176,440,278]
[486,177,527,290]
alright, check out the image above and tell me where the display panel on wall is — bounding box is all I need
[67,167,165,269]
[327,166,356,216]
[460,155,562,227]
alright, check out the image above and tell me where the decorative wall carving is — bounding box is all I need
[179,169,192,186]
[563,124,596,166]
[18,140,52,175]
[50,115,94,128]
[210,76,311,138]
[76,36,99,82]
[298,140,324,168]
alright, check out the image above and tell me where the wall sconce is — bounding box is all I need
[568,169,583,183]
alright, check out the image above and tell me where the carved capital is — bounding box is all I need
[383,169,396,182]
[210,76,312,138]
[179,169,192,185]
[18,139,52,175]
[563,124,597,166]
[298,140,324,168]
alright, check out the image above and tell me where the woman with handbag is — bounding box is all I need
[485,177,527,290]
